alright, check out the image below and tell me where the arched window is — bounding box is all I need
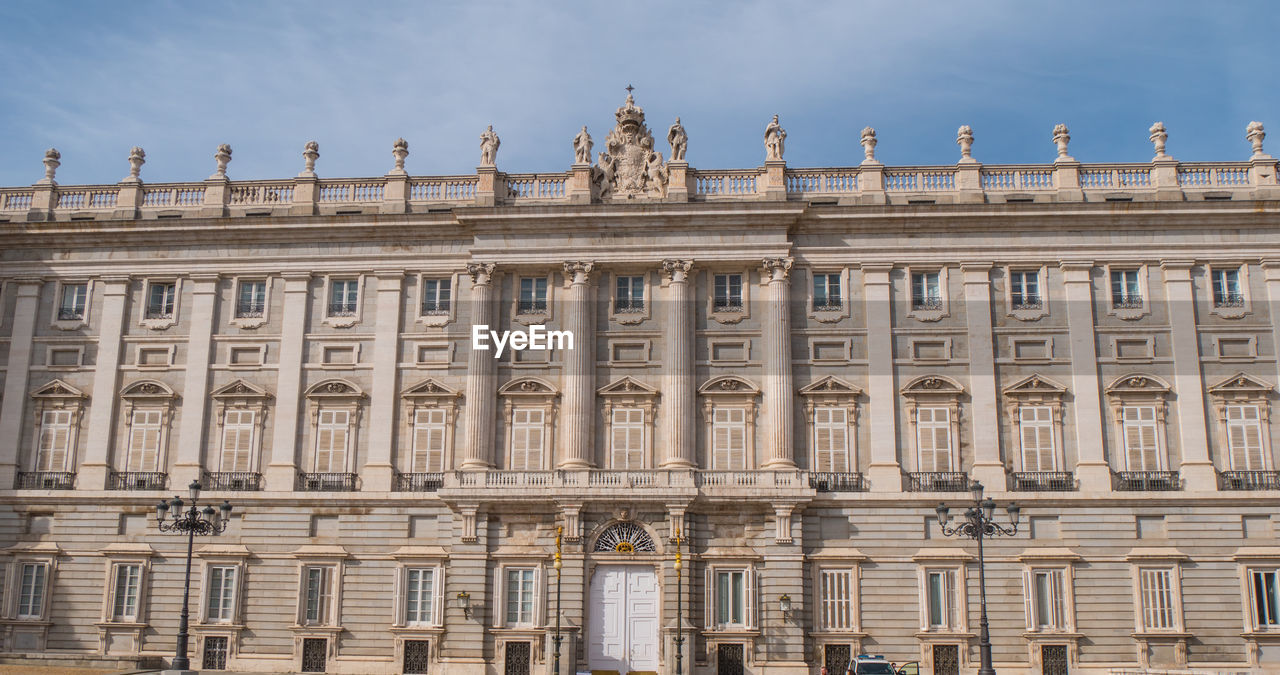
[594,522,656,553]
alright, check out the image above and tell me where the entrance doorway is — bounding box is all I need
[588,565,659,672]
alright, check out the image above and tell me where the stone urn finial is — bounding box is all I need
[860,127,878,163]
[302,140,319,176]
[1052,124,1072,160]
[41,148,61,184]
[126,146,146,180]
[392,137,409,172]
[1247,121,1268,158]
[956,125,975,161]
[1149,122,1169,158]
[213,144,232,178]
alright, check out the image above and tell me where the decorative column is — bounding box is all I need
[1060,262,1110,490]
[264,272,312,491]
[862,264,902,490]
[1161,261,1216,491]
[962,264,1005,487]
[660,260,696,468]
[172,274,220,487]
[559,262,596,469]
[461,263,498,469]
[0,279,44,486]
[760,258,796,469]
[363,271,404,491]
[80,276,131,489]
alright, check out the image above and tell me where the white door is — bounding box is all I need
[589,565,659,672]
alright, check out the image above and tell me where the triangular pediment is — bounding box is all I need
[1208,372,1274,396]
[403,378,460,398]
[698,375,760,395]
[305,379,364,398]
[901,375,964,396]
[499,377,558,395]
[598,377,658,396]
[1105,373,1171,395]
[799,376,862,396]
[1003,374,1068,397]
[211,379,271,400]
[121,379,176,398]
[31,379,86,399]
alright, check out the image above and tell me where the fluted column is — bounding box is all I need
[660,260,696,468]
[80,276,130,489]
[461,263,498,470]
[0,279,44,487]
[172,274,219,487]
[760,257,797,469]
[559,261,595,469]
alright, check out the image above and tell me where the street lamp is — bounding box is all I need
[935,481,1020,675]
[155,480,232,672]
[553,526,563,675]
[674,528,684,675]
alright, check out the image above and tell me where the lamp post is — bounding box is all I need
[674,528,684,675]
[154,480,233,672]
[553,525,563,675]
[935,481,1020,675]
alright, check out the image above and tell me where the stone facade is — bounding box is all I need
[2,99,1280,674]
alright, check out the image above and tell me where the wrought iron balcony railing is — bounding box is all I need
[1008,471,1076,492]
[297,472,358,492]
[809,472,868,492]
[1214,293,1246,308]
[395,472,444,492]
[516,300,548,314]
[712,299,745,312]
[1219,470,1280,491]
[812,301,843,312]
[56,308,84,321]
[615,300,645,313]
[144,308,174,320]
[1112,296,1144,309]
[1114,470,1181,491]
[912,298,944,311]
[109,471,168,491]
[906,471,970,492]
[327,303,358,317]
[202,471,263,491]
[1011,298,1043,310]
[14,471,76,490]
[234,302,265,318]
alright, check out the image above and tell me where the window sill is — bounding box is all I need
[231,317,268,329]
[415,313,453,328]
[1210,305,1250,320]
[513,312,550,326]
[710,309,747,325]
[1021,631,1083,639]
[1008,307,1048,322]
[389,625,446,635]
[1111,306,1148,321]
[51,319,87,331]
[914,630,976,639]
[140,317,176,331]
[290,624,344,634]
[908,308,947,323]
[322,316,360,328]
[703,627,760,637]
[1131,631,1191,639]
[93,621,148,629]
[810,309,845,324]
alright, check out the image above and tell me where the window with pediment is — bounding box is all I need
[1208,373,1274,471]
[211,380,272,474]
[28,380,88,475]
[119,381,178,474]
[902,376,965,473]
[598,377,658,469]
[800,377,862,473]
[699,376,760,470]
[1105,375,1172,472]
[1003,375,1068,473]
[401,379,461,473]
[305,380,366,474]
[498,378,559,471]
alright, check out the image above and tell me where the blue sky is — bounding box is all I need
[0,1,1276,186]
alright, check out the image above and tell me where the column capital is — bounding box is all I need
[960,261,994,276]
[373,269,407,283]
[189,272,222,285]
[1159,259,1197,276]
[661,259,693,283]
[281,270,314,282]
[466,262,496,285]
[760,257,794,282]
[562,261,595,285]
[1058,260,1095,281]
[10,278,45,293]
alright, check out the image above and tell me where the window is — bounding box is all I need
[925,569,957,629]
[1251,569,1280,629]
[111,563,142,622]
[714,569,749,628]
[509,409,545,470]
[713,274,743,311]
[912,272,941,310]
[236,280,266,318]
[35,410,73,472]
[814,406,850,473]
[59,283,87,321]
[421,278,451,315]
[1213,268,1243,308]
[404,568,436,626]
[813,273,842,311]
[1029,569,1066,630]
[219,409,256,473]
[1122,405,1162,471]
[126,409,163,472]
[1111,269,1142,308]
[615,276,644,312]
[819,567,854,630]
[1137,567,1178,631]
[146,282,176,319]
[505,568,537,626]
[1227,405,1266,471]
[518,277,548,314]
[314,409,350,473]
[916,407,953,472]
[411,408,446,473]
[712,407,748,470]
[609,408,645,469]
[303,565,336,626]
[329,279,359,317]
[1019,406,1057,472]
[16,562,48,620]
[205,566,238,623]
[1010,271,1041,309]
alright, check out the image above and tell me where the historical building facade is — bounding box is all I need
[1,99,1279,674]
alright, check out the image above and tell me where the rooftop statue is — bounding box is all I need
[479,125,500,167]
[667,117,687,162]
[593,90,668,200]
[765,114,786,161]
[573,126,593,165]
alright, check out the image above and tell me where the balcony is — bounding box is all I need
[906,472,970,492]
[1008,471,1076,492]
[615,300,645,313]
[912,298,944,311]
[809,472,868,492]
[1011,298,1043,311]
[14,471,75,490]
[395,472,444,492]
[109,471,168,491]
[1219,470,1280,491]
[56,308,84,321]
[712,299,744,312]
[297,472,358,492]
[1112,296,1144,310]
[1213,292,1246,308]
[811,302,843,312]
[234,303,265,319]
[327,303,357,318]
[202,471,263,491]
[1114,470,1181,491]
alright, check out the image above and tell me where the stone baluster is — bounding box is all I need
[660,260,696,468]
[0,279,44,487]
[559,261,596,469]
[760,257,796,469]
[461,263,498,469]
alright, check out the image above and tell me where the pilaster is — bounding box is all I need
[1060,262,1111,490]
[956,161,984,204]
[567,164,593,204]
[460,263,498,470]
[858,161,886,205]
[1251,157,1280,200]
[114,177,142,220]
[265,272,312,491]
[558,262,596,469]
[762,160,787,201]
[363,270,404,491]
[475,166,497,207]
[962,263,1005,488]
[760,258,796,469]
[1264,262,1280,408]
[0,279,44,486]
[1160,260,1215,491]
[1053,160,1083,202]
[291,175,318,216]
[172,274,220,487]
[660,260,696,468]
[1152,157,1183,201]
[665,160,691,203]
[80,276,131,490]
[200,177,229,218]
[381,173,409,214]
[862,264,902,490]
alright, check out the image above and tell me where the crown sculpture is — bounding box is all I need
[593,92,669,200]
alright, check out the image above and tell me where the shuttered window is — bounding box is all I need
[126,409,163,472]
[820,568,854,630]
[1227,405,1266,471]
[411,409,446,473]
[1029,569,1066,630]
[219,410,255,472]
[916,407,952,472]
[712,407,747,470]
[609,408,645,469]
[1122,406,1162,471]
[35,410,73,472]
[1138,568,1177,631]
[509,409,544,470]
[314,410,350,473]
[814,407,850,473]
[1019,406,1056,472]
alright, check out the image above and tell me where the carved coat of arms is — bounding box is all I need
[593,93,668,200]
